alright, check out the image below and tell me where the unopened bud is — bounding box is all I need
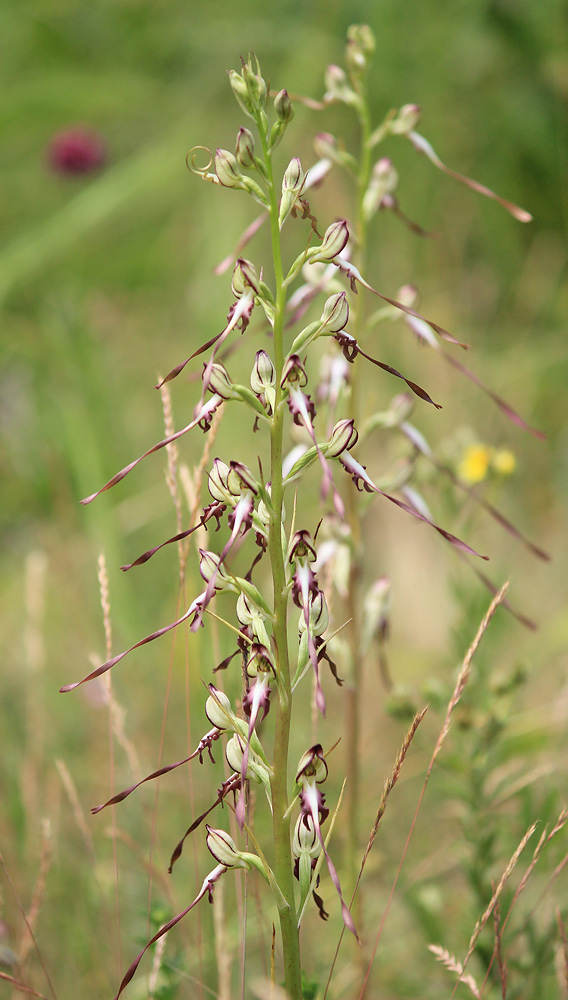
[215,148,243,188]
[324,65,359,106]
[388,393,415,425]
[320,292,349,333]
[241,53,267,110]
[251,350,275,394]
[362,157,399,221]
[199,549,230,587]
[313,132,339,161]
[361,577,391,654]
[346,25,376,81]
[391,104,421,136]
[274,89,293,123]
[309,220,349,263]
[231,257,261,297]
[205,686,235,730]
[229,70,255,118]
[208,458,237,503]
[347,24,376,60]
[279,157,305,227]
[206,826,250,868]
[327,418,358,457]
[235,127,255,168]
[282,156,303,192]
[396,284,418,308]
[205,362,240,401]
[227,460,258,495]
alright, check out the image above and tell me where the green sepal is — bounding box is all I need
[232,577,273,619]
[282,445,322,485]
[289,321,322,355]
[233,385,269,416]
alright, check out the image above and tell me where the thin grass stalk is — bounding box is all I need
[97,554,122,970]
[449,822,537,1000]
[323,708,427,999]
[355,584,508,1000]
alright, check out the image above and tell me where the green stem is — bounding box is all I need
[259,124,303,1000]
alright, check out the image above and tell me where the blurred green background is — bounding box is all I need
[1,1,567,997]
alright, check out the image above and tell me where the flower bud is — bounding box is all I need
[235,127,255,168]
[361,577,391,654]
[396,284,418,308]
[204,362,240,401]
[390,103,421,136]
[250,350,275,394]
[231,257,261,297]
[320,292,349,333]
[313,131,339,161]
[227,460,258,495]
[388,393,415,425]
[215,148,243,188]
[274,89,293,122]
[326,418,358,458]
[206,826,250,868]
[241,53,267,111]
[208,458,237,503]
[279,157,305,228]
[282,157,303,192]
[309,220,349,263]
[205,686,235,730]
[362,157,399,221]
[199,549,231,588]
[324,65,359,106]
[347,23,376,60]
[225,735,266,783]
[229,70,255,117]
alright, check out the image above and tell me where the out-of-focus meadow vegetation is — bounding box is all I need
[1,1,567,997]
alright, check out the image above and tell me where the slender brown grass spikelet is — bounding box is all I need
[360,707,428,874]
[180,404,224,566]
[97,553,112,662]
[493,896,507,1000]
[17,819,53,968]
[556,907,568,998]
[480,808,568,994]
[352,585,509,1000]
[505,808,568,927]
[437,582,509,760]
[428,945,482,999]
[55,758,96,858]
[450,822,537,1000]
[160,381,183,536]
[323,709,427,997]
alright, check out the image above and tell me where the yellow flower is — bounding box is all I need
[458,444,492,484]
[491,449,516,476]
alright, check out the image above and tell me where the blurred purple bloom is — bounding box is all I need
[48,128,106,175]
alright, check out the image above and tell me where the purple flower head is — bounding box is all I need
[48,128,106,175]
